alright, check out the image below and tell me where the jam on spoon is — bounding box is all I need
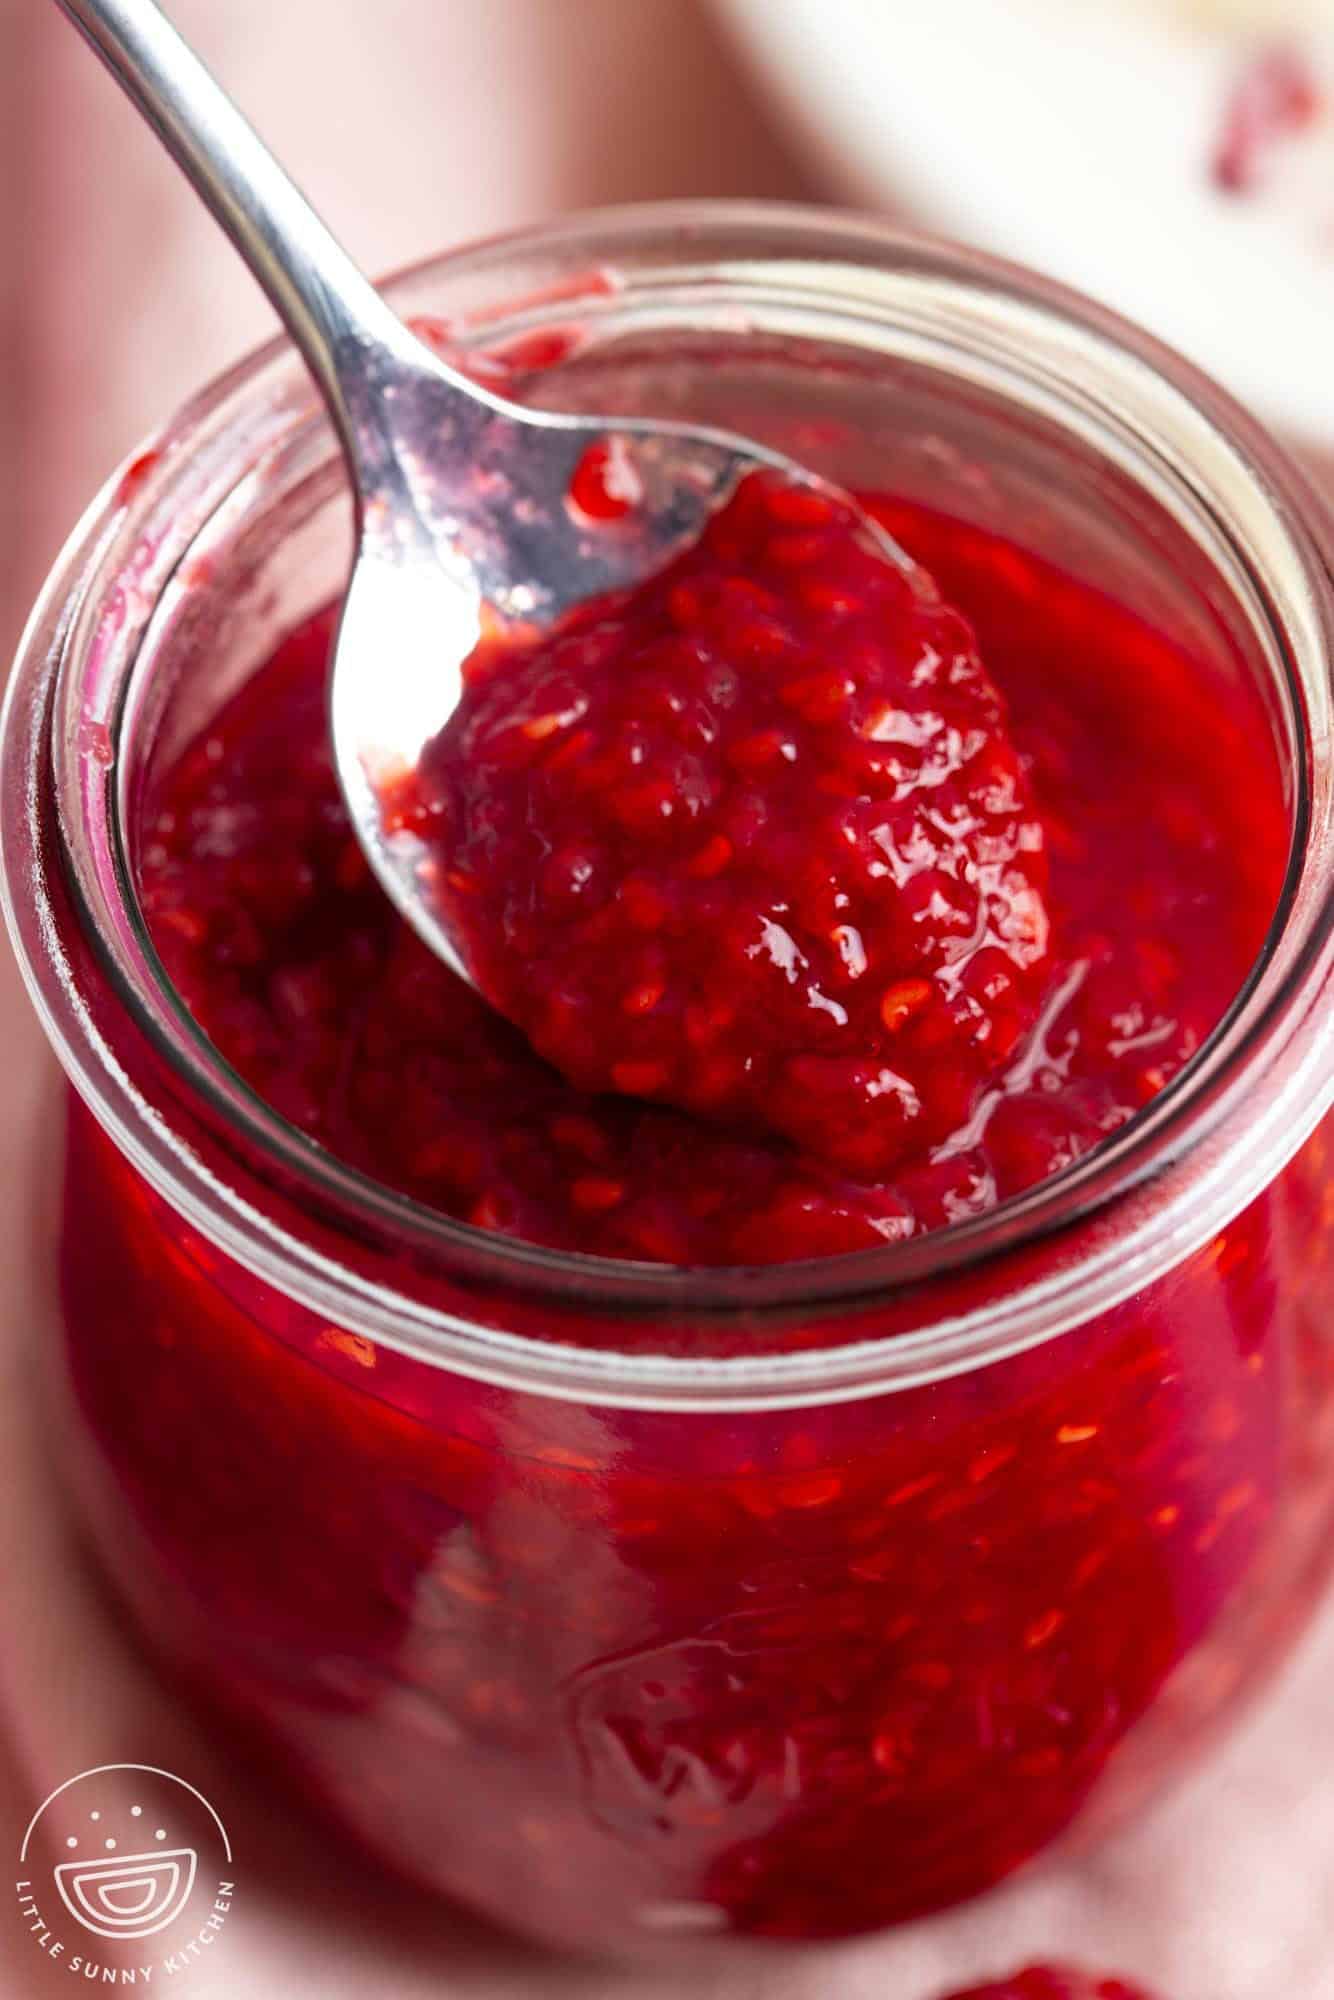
[402,469,1051,1177]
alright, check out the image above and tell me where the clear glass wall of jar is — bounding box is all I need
[4,206,1334,1958]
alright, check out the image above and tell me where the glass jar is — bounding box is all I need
[4,204,1334,1960]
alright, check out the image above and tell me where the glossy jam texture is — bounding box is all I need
[138,498,1285,1267]
[409,472,1051,1177]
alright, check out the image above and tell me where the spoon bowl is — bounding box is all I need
[59,0,908,986]
[327,363,878,979]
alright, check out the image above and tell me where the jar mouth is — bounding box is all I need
[8,200,1334,1405]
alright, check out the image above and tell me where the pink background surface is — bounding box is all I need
[2,6,1333,1996]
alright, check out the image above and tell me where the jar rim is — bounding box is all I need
[6,199,1334,1408]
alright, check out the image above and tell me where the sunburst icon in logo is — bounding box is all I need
[54,1842,198,1941]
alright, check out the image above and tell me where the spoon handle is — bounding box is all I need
[55,0,476,470]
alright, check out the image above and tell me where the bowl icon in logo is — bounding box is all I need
[54,1848,198,1940]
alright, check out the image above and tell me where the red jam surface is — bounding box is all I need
[139,497,1283,1266]
[407,472,1051,1178]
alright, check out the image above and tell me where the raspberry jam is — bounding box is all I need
[409,472,1052,1180]
[939,1971,1157,2000]
[138,497,1280,1265]
[50,478,1334,1960]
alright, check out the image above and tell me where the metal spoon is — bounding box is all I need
[59,0,909,984]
